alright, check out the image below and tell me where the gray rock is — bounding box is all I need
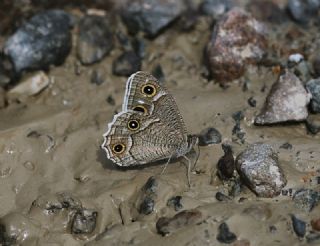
[291,214,306,238]
[167,196,183,211]
[306,78,320,113]
[255,70,310,124]
[77,15,113,65]
[216,222,237,244]
[205,9,268,83]
[198,127,222,146]
[217,144,235,180]
[199,0,233,19]
[293,189,320,212]
[121,0,185,37]
[112,51,141,76]
[71,209,97,234]
[306,114,320,134]
[138,177,158,215]
[4,10,72,74]
[288,0,320,24]
[236,143,287,198]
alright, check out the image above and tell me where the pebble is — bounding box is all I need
[287,0,320,23]
[291,214,306,238]
[112,51,141,77]
[121,0,185,37]
[7,71,50,100]
[4,10,72,74]
[156,209,202,236]
[247,97,256,107]
[167,196,183,211]
[215,192,231,202]
[71,209,98,234]
[236,143,287,198]
[216,222,237,244]
[288,53,304,64]
[205,9,268,83]
[77,15,113,65]
[292,189,320,212]
[232,111,245,143]
[138,177,158,215]
[255,70,310,125]
[198,127,222,146]
[306,78,320,113]
[279,142,293,150]
[139,196,155,215]
[199,0,233,20]
[311,217,320,231]
[305,114,320,134]
[217,144,235,180]
[106,95,115,106]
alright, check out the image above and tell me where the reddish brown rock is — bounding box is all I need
[206,8,268,83]
[311,218,320,231]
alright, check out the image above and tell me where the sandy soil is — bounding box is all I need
[0,2,319,245]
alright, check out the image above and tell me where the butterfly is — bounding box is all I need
[101,71,198,183]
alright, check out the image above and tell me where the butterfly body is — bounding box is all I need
[102,71,198,167]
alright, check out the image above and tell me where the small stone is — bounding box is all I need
[156,209,202,236]
[90,70,104,85]
[311,217,320,231]
[215,192,231,202]
[23,161,35,171]
[306,114,320,134]
[217,144,235,180]
[279,142,293,150]
[287,0,320,24]
[255,70,310,124]
[248,97,256,107]
[112,51,141,77]
[306,78,320,113]
[292,189,320,212]
[288,53,304,64]
[198,127,222,146]
[291,214,306,238]
[4,10,72,74]
[71,209,97,234]
[121,0,185,37]
[167,196,183,211]
[7,71,50,100]
[205,9,268,83]
[139,197,155,215]
[106,95,115,106]
[236,143,287,198]
[216,222,237,244]
[77,15,113,65]
[229,178,243,197]
[144,176,158,194]
[199,0,233,20]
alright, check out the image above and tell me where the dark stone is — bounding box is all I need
[217,144,235,180]
[167,196,183,211]
[232,111,245,143]
[0,53,14,87]
[228,178,242,197]
[71,210,98,234]
[306,115,320,135]
[236,143,287,198]
[287,0,320,24]
[255,70,310,125]
[199,0,233,20]
[292,189,320,212]
[144,176,158,194]
[205,9,268,83]
[26,130,42,138]
[106,95,115,106]
[248,97,256,107]
[198,127,222,146]
[77,15,113,65]
[131,38,146,58]
[215,192,231,202]
[306,78,320,113]
[4,10,72,74]
[116,31,131,51]
[139,196,155,215]
[112,51,141,77]
[90,70,105,85]
[279,142,293,150]
[121,0,185,38]
[311,217,320,231]
[216,222,237,244]
[152,64,165,84]
[269,225,277,234]
[156,209,202,236]
[291,214,306,238]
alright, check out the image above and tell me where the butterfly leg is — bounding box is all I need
[160,154,173,175]
[181,155,191,187]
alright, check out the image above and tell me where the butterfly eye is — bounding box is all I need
[112,143,125,154]
[133,105,147,114]
[128,119,140,131]
[141,84,156,97]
